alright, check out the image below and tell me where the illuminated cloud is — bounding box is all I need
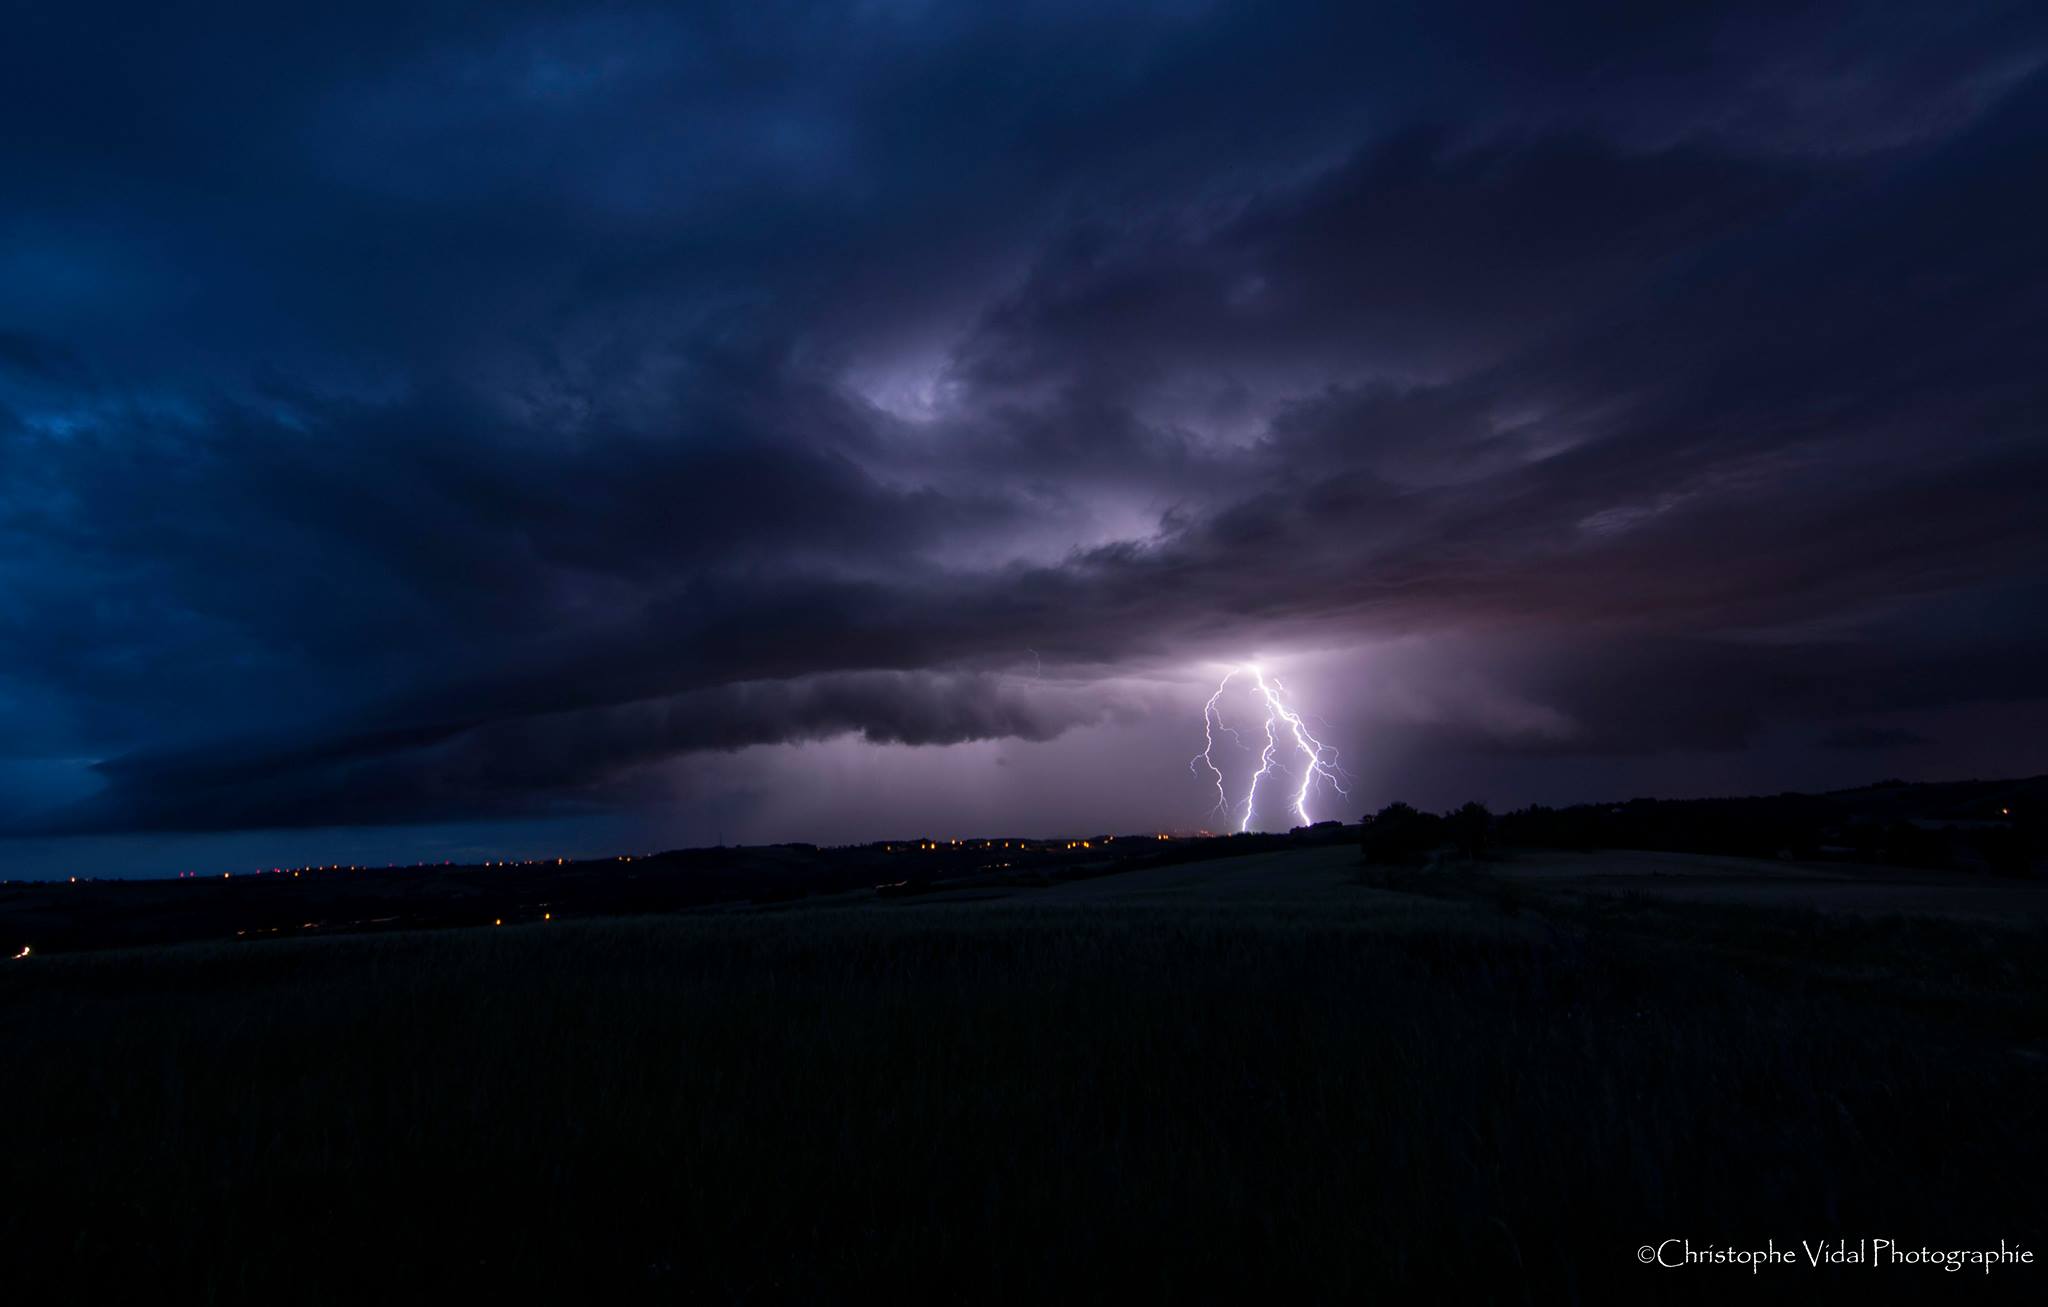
[2,2,2046,868]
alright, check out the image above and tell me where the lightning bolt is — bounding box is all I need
[1192,663,1348,831]
[1189,675,1241,817]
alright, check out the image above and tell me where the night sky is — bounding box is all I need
[5,3,2047,878]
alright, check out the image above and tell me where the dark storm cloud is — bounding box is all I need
[0,331,83,383]
[1820,725,1932,752]
[58,670,1152,832]
[951,132,1822,401]
[4,1,2047,841]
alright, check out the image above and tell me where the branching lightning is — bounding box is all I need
[1190,664,1347,831]
[1190,679,1238,817]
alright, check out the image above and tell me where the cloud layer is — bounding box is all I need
[4,2,2047,859]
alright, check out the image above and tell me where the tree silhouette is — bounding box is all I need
[1360,802,1443,864]
[1448,801,1493,860]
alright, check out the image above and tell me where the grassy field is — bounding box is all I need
[4,847,2045,1301]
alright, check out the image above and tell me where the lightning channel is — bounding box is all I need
[1193,663,1348,831]
[1189,670,1242,817]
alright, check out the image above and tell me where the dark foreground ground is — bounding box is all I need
[4,846,2045,1302]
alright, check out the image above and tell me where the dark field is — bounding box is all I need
[4,847,2046,1302]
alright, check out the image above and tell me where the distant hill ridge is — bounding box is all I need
[1364,774,2046,875]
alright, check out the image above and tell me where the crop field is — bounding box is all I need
[4,846,2044,1301]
